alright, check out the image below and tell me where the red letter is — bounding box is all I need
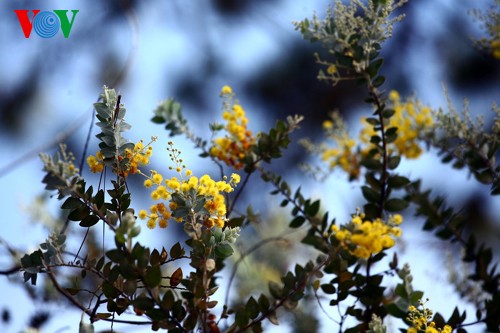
[14,10,40,38]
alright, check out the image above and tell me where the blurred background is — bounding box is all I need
[0,0,498,332]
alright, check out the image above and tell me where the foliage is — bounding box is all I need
[1,1,499,332]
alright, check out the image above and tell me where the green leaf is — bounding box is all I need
[321,284,336,294]
[382,109,395,119]
[388,175,410,189]
[368,58,384,78]
[373,75,385,87]
[150,249,161,266]
[215,242,234,259]
[365,117,379,126]
[144,265,162,288]
[388,155,401,170]
[306,200,320,216]
[79,214,99,227]
[236,309,250,328]
[170,242,184,259]
[106,249,125,263]
[258,294,270,311]
[290,216,306,228]
[269,281,282,299]
[61,197,83,209]
[246,297,260,319]
[362,186,380,203]
[133,296,154,311]
[68,205,91,221]
[385,198,409,212]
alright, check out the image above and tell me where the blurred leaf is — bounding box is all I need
[144,265,162,288]
[170,267,183,287]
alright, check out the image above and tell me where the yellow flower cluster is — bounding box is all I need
[139,142,241,229]
[407,301,452,333]
[209,86,256,170]
[361,90,434,159]
[321,118,361,180]
[319,90,434,179]
[491,39,500,59]
[331,212,402,259]
[86,140,152,176]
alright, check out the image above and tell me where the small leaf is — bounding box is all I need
[385,198,409,212]
[246,297,260,319]
[258,294,270,312]
[321,284,336,294]
[133,296,154,311]
[362,186,380,203]
[306,200,320,216]
[68,205,91,221]
[144,265,162,288]
[382,109,395,119]
[290,216,306,228]
[61,197,83,209]
[388,156,401,170]
[79,214,99,228]
[388,175,410,189]
[215,242,234,259]
[170,242,184,259]
[170,267,183,287]
[235,309,250,328]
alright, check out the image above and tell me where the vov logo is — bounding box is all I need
[15,10,79,38]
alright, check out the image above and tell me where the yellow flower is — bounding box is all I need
[144,179,153,188]
[152,173,163,185]
[138,210,148,219]
[442,325,452,333]
[230,173,241,184]
[221,85,233,95]
[326,64,337,74]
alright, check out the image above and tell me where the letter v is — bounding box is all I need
[53,10,79,38]
[14,10,40,38]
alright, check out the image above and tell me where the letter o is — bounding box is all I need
[33,11,60,38]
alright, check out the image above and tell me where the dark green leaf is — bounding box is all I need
[68,205,90,221]
[133,296,154,311]
[388,155,401,170]
[61,197,83,209]
[258,294,270,311]
[306,200,320,216]
[79,214,99,227]
[290,216,306,228]
[385,198,409,212]
[236,309,250,328]
[215,242,234,259]
[170,242,184,259]
[321,284,336,294]
[362,186,380,203]
[246,297,260,319]
[388,175,410,189]
[373,76,385,87]
[144,265,162,288]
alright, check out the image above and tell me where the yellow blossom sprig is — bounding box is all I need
[330,210,403,259]
[87,138,155,177]
[209,85,256,170]
[470,0,500,59]
[305,90,435,180]
[138,141,241,233]
[407,299,453,333]
[360,91,434,159]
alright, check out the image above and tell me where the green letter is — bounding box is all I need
[53,10,79,38]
